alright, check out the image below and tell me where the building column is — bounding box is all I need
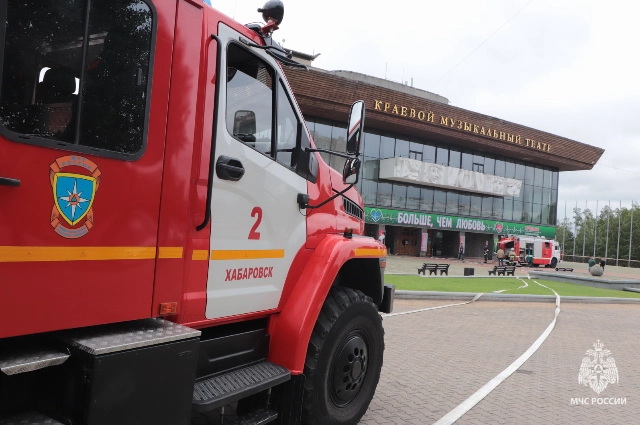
[419,228,429,257]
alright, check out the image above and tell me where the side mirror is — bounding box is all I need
[346,100,365,156]
[343,157,361,185]
[233,110,257,136]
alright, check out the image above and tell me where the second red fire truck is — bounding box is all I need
[497,236,562,267]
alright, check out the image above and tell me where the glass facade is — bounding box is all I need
[306,117,559,226]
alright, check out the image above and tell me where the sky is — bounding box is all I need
[211,0,640,220]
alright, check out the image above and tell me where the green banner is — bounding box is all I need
[365,207,556,238]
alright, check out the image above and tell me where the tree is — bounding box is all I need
[563,202,639,267]
[555,217,574,255]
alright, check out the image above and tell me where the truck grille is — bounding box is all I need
[342,196,363,220]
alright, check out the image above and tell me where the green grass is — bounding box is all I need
[522,279,640,298]
[385,275,640,298]
[385,276,523,293]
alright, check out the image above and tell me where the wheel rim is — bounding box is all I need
[330,331,369,407]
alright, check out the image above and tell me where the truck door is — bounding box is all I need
[542,242,552,260]
[0,0,162,337]
[204,24,307,319]
[533,240,543,258]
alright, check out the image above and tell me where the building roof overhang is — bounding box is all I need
[283,68,604,172]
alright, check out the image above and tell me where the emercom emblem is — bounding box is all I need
[50,156,101,239]
[578,340,619,395]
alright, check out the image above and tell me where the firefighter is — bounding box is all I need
[497,246,505,266]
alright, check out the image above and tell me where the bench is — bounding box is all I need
[555,267,574,272]
[488,266,503,276]
[418,263,449,276]
[436,264,450,276]
[418,263,439,275]
[488,266,516,276]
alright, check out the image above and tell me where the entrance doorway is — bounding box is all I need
[427,230,444,257]
[441,230,461,258]
[395,227,419,256]
[463,232,495,258]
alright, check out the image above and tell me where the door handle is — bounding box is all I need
[216,156,245,181]
[0,177,20,187]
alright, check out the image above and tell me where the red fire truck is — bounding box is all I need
[497,236,562,268]
[0,1,393,424]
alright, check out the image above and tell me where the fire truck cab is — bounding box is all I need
[0,1,392,424]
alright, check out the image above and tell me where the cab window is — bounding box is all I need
[0,0,154,157]
[226,44,274,157]
[225,44,310,176]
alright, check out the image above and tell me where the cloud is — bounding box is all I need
[211,0,640,216]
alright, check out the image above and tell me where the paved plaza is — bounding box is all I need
[195,257,640,425]
[361,297,640,425]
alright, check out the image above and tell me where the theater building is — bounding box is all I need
[283,63,604,258]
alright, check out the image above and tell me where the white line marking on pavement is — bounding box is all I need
[433,279,560,425]
[384,293,484,318]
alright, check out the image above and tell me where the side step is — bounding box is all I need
[0,347,69,376]
[0,411,63,424]
[227,410,278,425]
[193,361,290,412]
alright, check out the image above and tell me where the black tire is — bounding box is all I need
[302,287,384,425]
[550,258,558,268]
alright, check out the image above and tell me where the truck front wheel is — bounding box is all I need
[302,287,384,425]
